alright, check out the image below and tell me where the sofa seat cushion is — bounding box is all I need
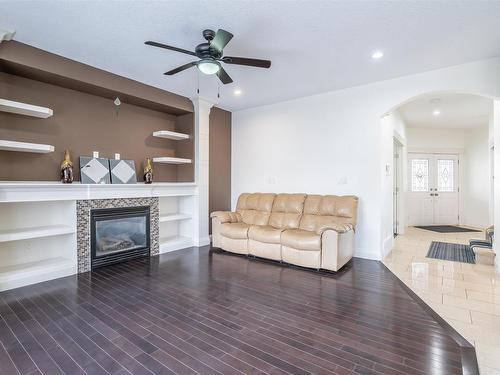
[220,222,251,239]
[281,229,321,251]
[248,225,283,244]
[282,246,321,269]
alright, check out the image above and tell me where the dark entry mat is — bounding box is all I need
[415,225,481,233]
[426,241,475,264]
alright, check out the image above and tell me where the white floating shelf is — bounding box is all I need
[0,98,53,118]
[0,140,55,153]
[153,157,192,164]
[0,257,76,292]
[0,225,75,243]
[153,130,189,140]
[159,235,193,254]
[159,213,192,223]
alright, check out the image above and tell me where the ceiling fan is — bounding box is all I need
[145,29,271,84]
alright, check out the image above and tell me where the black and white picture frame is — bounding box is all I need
[79,156,111,184]
[109,159,137,184]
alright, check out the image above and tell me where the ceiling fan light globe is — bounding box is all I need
[198,59,220,75]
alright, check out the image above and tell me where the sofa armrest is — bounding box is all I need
[321,228,355,272]
[316,223,354,235]
[211,211,241,248]
[210,211,241,224]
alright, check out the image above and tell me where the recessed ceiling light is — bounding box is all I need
[233,89,242,96]
[371,50,384,60]
[433,109,441,116]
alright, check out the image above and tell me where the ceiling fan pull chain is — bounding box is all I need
[197,69,200,94]
[217,80,220,98]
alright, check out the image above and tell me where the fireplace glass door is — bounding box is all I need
[91,206,150,269]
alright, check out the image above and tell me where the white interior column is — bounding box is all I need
[191,96,215,247]
[493,99,500,268]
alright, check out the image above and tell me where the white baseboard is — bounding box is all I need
[354,247,381,260]
[194,236,211,247]
[382,235,394,259]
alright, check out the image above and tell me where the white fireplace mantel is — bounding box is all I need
[0,181,200,291]
[0,181,198,203]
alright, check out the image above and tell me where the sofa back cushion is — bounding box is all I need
[269,193,306,229]
[236,193,276,225]
[299,195,358,233]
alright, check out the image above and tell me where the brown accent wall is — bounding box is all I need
[0,41,232,221]
[0,72,183,181]
[0,41,192,115]
[209,107,232,233]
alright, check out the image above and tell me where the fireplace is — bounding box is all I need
[90,206,150,269]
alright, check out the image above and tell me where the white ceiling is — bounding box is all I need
[1,1,500,111]
[398,93,492,129]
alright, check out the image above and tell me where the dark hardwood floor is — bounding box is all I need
[0,247,477,375]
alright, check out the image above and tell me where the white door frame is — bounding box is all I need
[490,145,495,224]
[407,149,463,226]
[393,138,404,234]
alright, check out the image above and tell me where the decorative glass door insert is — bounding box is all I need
[408,153,459,225]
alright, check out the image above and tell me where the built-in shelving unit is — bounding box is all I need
[153,157,192,164]
[0,140,55,153]
[0,224,75,243]
[0,184,198,291]
[0,200,77,292]
[158,196,194,254]
[153,130,189,140]
[159,213,192,223]
[0,98,53,118]
[0,257,76,292]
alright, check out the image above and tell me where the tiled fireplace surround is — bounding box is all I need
[76,197,160,273]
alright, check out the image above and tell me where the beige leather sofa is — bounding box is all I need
[211,193,358,272]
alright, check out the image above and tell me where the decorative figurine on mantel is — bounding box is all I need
[60,149,74,183]
[144,157,153,184]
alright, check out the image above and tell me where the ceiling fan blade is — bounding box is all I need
[145,41,197,56]
[222,56,271,68]
[210,29,233,53]
[216,67,233,84]
[164,62,197,75]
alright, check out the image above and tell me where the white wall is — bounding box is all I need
[407,128,467,150]
[381,111,408,256]
[232,57,500,260]
[391,110,408,143]
[489,107,495,147]
[405,126,490,228]
[489,109,495,223]
[494,100,500,266]
[463,126,490,228]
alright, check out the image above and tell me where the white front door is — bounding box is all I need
[407,153,459,225]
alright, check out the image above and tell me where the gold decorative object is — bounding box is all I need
[144,157,153,184]
[60,149,74,183]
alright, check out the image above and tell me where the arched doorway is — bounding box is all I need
[381,91,498,256]
[380,91,500,375]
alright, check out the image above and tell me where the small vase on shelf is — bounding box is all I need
[60,149,74,184]
[144,157,153,184]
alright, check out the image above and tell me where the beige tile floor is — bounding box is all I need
[383,227,500,375]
